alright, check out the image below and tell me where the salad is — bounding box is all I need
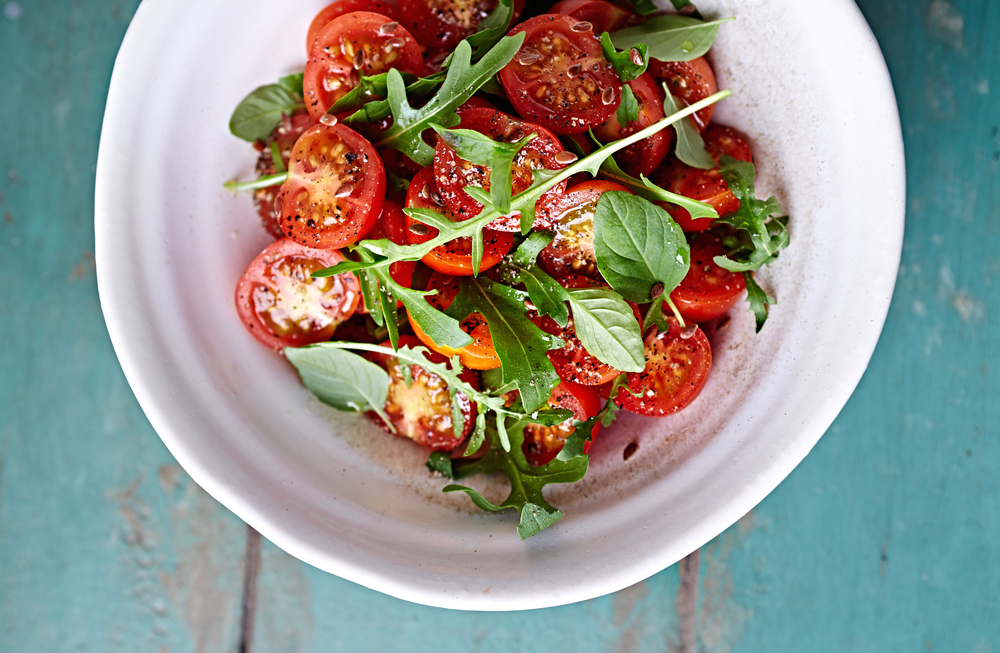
[225,0,790,540]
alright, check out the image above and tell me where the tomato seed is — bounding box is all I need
[516,49,540,65]
[629,48,644,66]
[601,87,615,105]
[680,324,699,339]
[419,183,431,199]
[409,223,430,236]
[353,49,366,69]
[554,151,578,165]
[567,63,582,78]
[387,37,405,49]
[571,20,593,32]
[334,183,354,198]
[319,113,338,127]
[379,21,398,34]
[429,190,445,206]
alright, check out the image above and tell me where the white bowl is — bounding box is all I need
[95,0,904,610]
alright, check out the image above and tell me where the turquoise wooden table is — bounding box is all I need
[1,1,997,650]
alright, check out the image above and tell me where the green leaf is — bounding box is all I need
[329,70,441,117]
[277,72,304,97]
[497,231,571,327]
[593,191,691,303]
[713,155,790,272]
[223,172,289,194]
[743,272,775,333]
[426,451,455,477]
[229,84,303,142]
[641,293,672,335]
[356,268,383,325]
[668,0,704,20]
[600,32,648,83]
[445,277,563,412]
[616,85,640,126]
[566,288,645,373]
[466,0,516,57]
[629,0,658,15]
[558,373,631,461]
[284,346,395,431]
[663,86,715,169]
[598,155,718,221]
[347,35,525,166]
[609,15,733,63]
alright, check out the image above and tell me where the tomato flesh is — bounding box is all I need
[537,180,629,278]
[398,0,526,61]
[650,125,753,232]
[303,11,424,121]
[280,122,386,249]
[669,230,747,323]
[404,166,513,275]
[433,108,568,230]
[366,336,478,451]
[409,271,501,370]
[522,381,602,466]
[648,56,718,132]
[306,0,398,54]
[549,0,641,33]
[235,238,361,351]
[592,72,672,178]
[499,14,622,135]
[254,112,316,240]
[603,319,712,416]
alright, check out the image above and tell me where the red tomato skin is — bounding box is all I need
[235,239,361,351]
[306,0,398,53]
[522,381,602,466]
[365,336,479,451]
[404,167,513,276]
[432,108,568,230]
[602,320,712,417]
[648,56,718,132]
[549,0,641,33]
[303,12,424,121]
[650,125,753,232]
[280,122,386,250]
[537,180,630,279]
[592,72,672,178]
[499,14,622,135]
[398,0,526,60]
[669,230,747,322]
[254,112,316,240]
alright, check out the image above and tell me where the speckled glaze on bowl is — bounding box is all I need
[95,0,904,610]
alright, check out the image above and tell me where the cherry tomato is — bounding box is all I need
[303,12,424,121]
[602,319,712,417]
[398,0,526,60]
[234,238,361,351]
[648,56,718,133]
[404,167,513,275]
[408,271,501,370]
[537,180,629,278]
[356,199,416,314]
[305,0,398,54]
[522,381,602,466]
[366,336,479,451]
[531,275,641,386]
[253,112,316,240]
[669,230,747,323]
[592,72,672,178]
[649,125,753,232]
[548,0,641,33]
[457,96,496,112]
[499,14,622,135]
[279,122,386,249]
[433,108,568,230]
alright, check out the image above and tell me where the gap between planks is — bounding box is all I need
[238,525,262,653]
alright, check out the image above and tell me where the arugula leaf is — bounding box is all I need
[284,346,395,432]
[566,288,646,373]
[466,0,516,58]
[328,70,439,118]
[713,155,790,273]
[600,32,648,83]
[629,0,658,15]
[496,231,570,327]
[668,0,704,20]
[223,172,289,194]
[446,422,589,539]
[557,373,631,461]
[743,272,774,333]
[593,191,691,303]
[229,83,305,142]
[616,85,640,126]
[609,15,733,63]
[345,35,525,166]
[598,155,718,221]
[445,277,563,412]
[662,86,715,169]
[426,451,454,477]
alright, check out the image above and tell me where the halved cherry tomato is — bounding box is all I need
[408,271,501,370]
[649,125,753,232]
[648,56,718,133]
[602,319,712,416]
[522,381,602,466]
[433,108,568,230]
[366,336,479,451]
[303,12,424,121]
[457,96,496,112]
[254,112,316,240]
[669,230,747,322]
[499,14,622,135]
[549,0,641,33]
[537,180,630,278]
[531,275,642,385]
[356,199,416,314]
[398,0,526,60]
[592,72,672,178]
[404,167,513,275]
[235,238,361,351]
[279,122,386,249]
[305,0,398,54]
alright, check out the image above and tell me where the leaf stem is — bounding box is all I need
[223,172,288,194]
[663,295,686,328]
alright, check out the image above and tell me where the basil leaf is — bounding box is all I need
[599,155,718,221]
[445,277,563,412]
[277,72,304,97]
[566,288,645,373]
[593,191,690,303]
[743,272,774,333]
[229,84,302,142]
[497,231,571,327]
[609,15,733,63]
[663,86,715,169]
[616,84,640,126]
[600,32,648,83]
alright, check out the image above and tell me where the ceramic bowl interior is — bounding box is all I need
[96,0,904,610]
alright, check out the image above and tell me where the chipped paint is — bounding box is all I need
[926,1,964,49]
